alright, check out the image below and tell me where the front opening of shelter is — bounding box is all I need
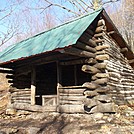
[36,62,57,106]
[35,61,91,109]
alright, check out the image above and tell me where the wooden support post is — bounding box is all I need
[74,65,77,86]
[31,67,36,105]
[57,61,61,111]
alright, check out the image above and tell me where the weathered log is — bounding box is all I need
[108,82,134,88]
[88,39,97,47]
[82,82,99,89]
[97,19,105,26]
[82,65,101,74]
[6,75,14,79]
[0,69,14,74]
[9,88,31,93]
[60,100,83,105]
[75,42,96,53]
[93,39,105,44]
[85,103,117,113]
[120,47,128,53]
[84,98,100,108]
[96,50,106,55]
[92,73,109,80]
[12,96,31,100]
[11,103,57,112]
[94,95,111,103]
[108,72,121,79]
[95,86,110,93]
[60,96,85,101]
[94,33,104,38]
[59,93,83,96]
[85,29,94,36]
[94,73,109,78]
[95,45,110,51]
[94,63,107,69]
[59,105,84,113]
[129,59,134,64]
[12,91,31,95]
[11,100,31,104]
[94,78,108,85]
[60,59,87,65]
[64,47,96,58]
[84,90,98,97]
[95,54,110,61]
[58,88,85,94]
[85,58,97,65]
[95,25,106,33]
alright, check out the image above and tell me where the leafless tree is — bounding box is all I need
[0,1,21,48]
[41,0,120,16]
[110,0,134,51]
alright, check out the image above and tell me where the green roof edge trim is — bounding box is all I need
[0,8,103,64]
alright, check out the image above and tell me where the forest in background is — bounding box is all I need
[0,0,133,52]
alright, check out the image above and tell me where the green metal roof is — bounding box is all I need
[0,9,103,63]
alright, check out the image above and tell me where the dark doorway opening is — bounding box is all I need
[61,64,91,86]
[36,62,57,105]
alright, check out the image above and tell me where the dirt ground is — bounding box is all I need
[0,111,134,134]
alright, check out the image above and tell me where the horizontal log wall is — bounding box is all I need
[103,34,134,106]
[81,19,116,113]
[58,86,86,113]
[9,87,31,104]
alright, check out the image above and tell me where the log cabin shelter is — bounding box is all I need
[0,8,134,113]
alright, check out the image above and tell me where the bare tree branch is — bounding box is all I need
[103,0,120,5]
[44,0,80,16]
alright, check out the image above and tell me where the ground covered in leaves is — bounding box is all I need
[0,108,134,134]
